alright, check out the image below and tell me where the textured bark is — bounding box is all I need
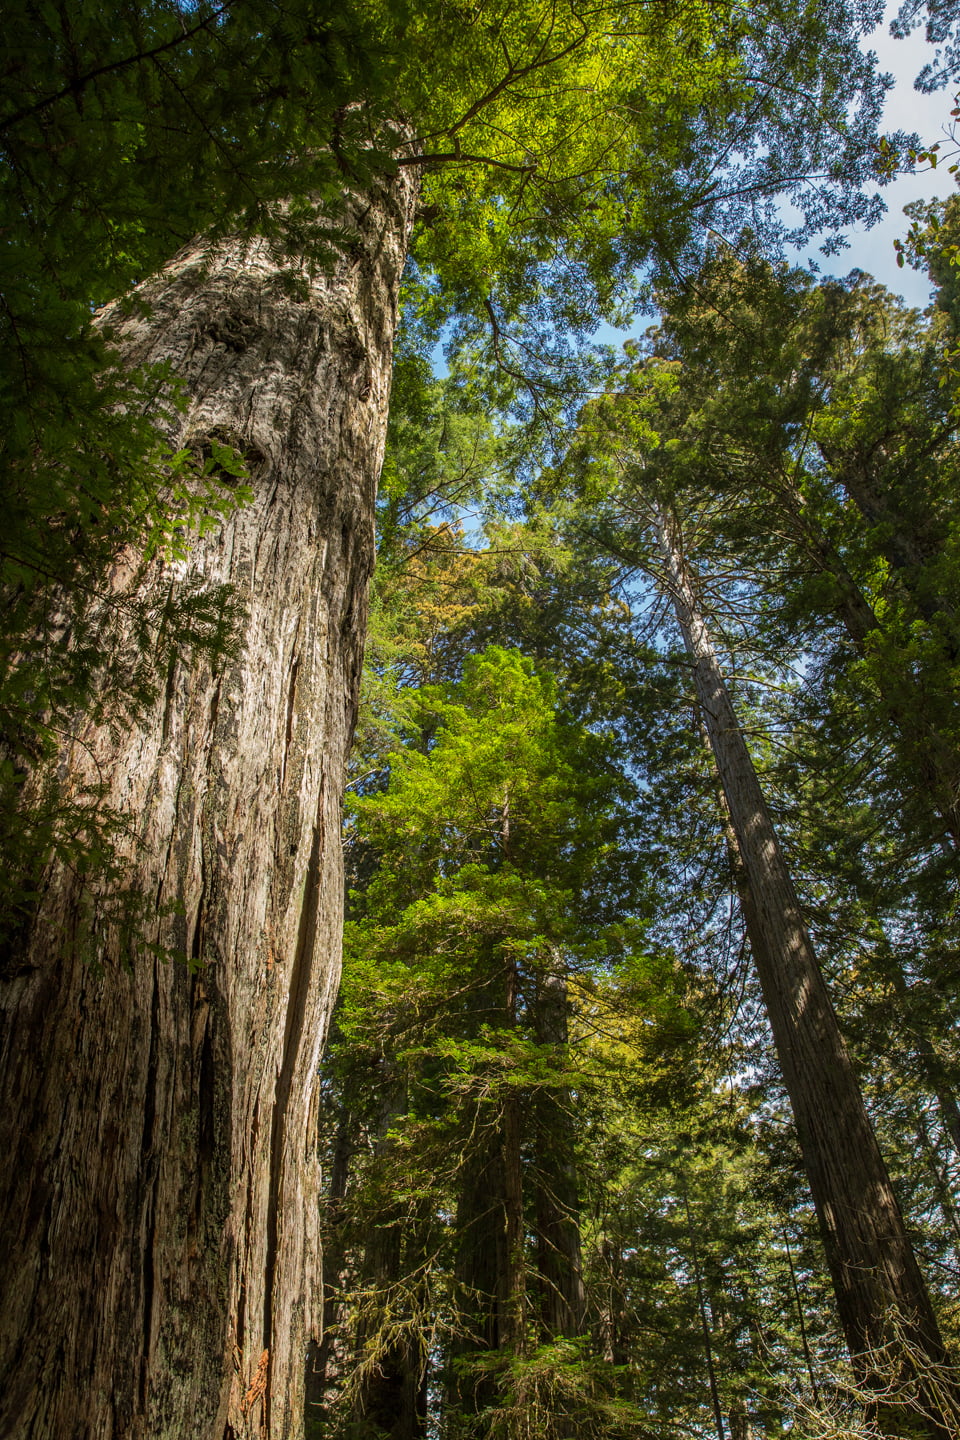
[449,1129,509,1419]
[0,162,418,1440]
[501,957,527,1354]
[655,507,953,1421]
[307,1099,353,1433]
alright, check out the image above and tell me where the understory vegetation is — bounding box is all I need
[313,221,960,1437]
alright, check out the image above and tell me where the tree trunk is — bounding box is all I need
[655,506,953,1426]
[598,1239,628,1368]
[449,1120,508,1421]
[681,1183,725,1440]
[306,1097,354,1434]
[501,955,527,1355]
[350,1069,430,1440]
[448,953,526,1426]
[0,161,418,1440]
[533,964,586,1341]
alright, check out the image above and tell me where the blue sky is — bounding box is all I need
[829,5,958,306]
[591,5,960,354]
[432,8,960,372]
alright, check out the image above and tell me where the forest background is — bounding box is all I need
[4,1,960,1438]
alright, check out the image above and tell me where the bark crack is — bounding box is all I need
[262,779,326,1428]
[279,655,301,794]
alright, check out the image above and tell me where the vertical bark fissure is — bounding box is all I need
[307,1099,352,1431]
[280,655,301,794]
[138,971,162,1411]
[263,802,325,1431]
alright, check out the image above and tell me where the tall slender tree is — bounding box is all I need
[562,373,959,1429]
[656,506,951,1404]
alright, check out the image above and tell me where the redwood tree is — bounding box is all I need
[0,167,418,1440]
[652,506,952,1405]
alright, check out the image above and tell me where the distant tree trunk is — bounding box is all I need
[888,966,960,1162]
[351,1214,430,1440]
[914,1107,960,1248]
[681,1183,725,1440]
[0,159,418,1440]
[349,1066,430,1440]
[448,951,526,1426]
[306,1097,354,1434]
[449,1116,508,1421]
[501,955,527,1353]
[655,505,954,1429]
[532,963,586,1340]
[598,1238,628,1367]
[727,1398,750,1440]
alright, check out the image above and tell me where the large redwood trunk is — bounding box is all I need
[654,505,953,1428]
[0,162,418,1440]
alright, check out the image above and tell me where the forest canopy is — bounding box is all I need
[0,0,899,898]
[3,2,960,1439]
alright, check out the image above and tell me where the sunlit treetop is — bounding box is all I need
[0,0,906,668]
[3,0,899,369]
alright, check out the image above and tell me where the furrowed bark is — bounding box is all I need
[307,1096,353,1433]
[0,159,418,1440]
[654,505,954,1431]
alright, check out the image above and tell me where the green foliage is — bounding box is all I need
[323,476,854,1434]
[548,248,960,1374]
[892,0,960,91]
[460,1340,649,1440]
[324,635,695,1433]
[1,0,904,947]
[9,0,959,1418]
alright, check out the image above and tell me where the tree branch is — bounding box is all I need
[0,2,233,133]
